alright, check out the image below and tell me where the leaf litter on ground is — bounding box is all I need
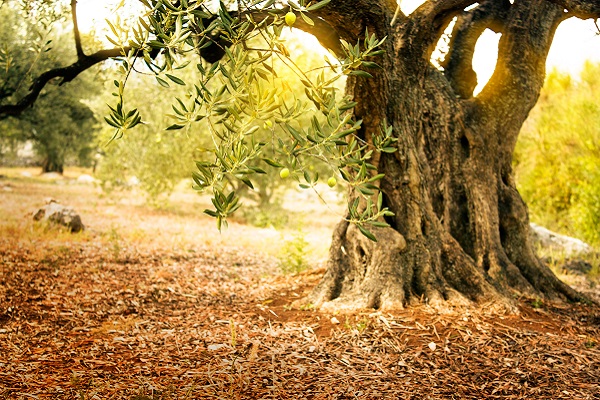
[0,173,599,399]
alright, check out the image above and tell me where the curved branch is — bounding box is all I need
[478,0,564,114]
[0,47,129,120]
[308,0,397,43]
[247,10,344,56]
[413,0,479,21]
[292,14,344,56]
[395,0,480,67]
[71,0,85,60]
[410,0,480,40]
[545,0,600,19]
[441,0,510,99]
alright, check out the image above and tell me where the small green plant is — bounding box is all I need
[298,303,314,311]
[344,317,369,332]
[242,207,289,229]
[356,318,369,332]
[278,230,310,274]
[106,226,122,260]
[531,297,543,309]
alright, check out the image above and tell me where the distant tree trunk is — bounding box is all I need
[41,156,64,174]
[308,0,584,309]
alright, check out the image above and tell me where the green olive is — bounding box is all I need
[285,12,296,27]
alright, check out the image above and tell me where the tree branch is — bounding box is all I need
[441,0,510,99]
[245,10,344,56]
[0,4,349,120]
[292,14,344,56]
[478,0,564,111]
[308,0,397,43]
[411,0,481,36]
[545,0,600,19]
[71,0,85,60]
[397,0,480,67]
[1,0,397,121]
[0,47,129,120]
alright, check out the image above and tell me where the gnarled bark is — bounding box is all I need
[308,0,588,310]
[2,0,597,310]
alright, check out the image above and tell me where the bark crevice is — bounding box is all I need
[306,0,588,311]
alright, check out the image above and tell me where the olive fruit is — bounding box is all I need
[285,12,296,27]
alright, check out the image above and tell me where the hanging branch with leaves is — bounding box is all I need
[101,0,396,238]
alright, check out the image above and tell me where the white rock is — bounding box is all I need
[40,172,63,180]
[530,223,591,256]
[33,201,84,232]
[77,174,97,184]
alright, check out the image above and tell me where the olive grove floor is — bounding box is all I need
[0,169,598,399]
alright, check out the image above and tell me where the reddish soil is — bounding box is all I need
[0,173,599,399]
[1,236,599,399]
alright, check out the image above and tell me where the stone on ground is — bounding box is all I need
[32,199,84,233]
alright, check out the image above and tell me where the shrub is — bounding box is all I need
[515,62,600,247]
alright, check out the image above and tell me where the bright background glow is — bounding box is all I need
[75,0,600,83]
[76,0,144,34]
[548,18,600,75]
[402,0,600,86]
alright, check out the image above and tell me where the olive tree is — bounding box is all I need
[2,0,599,309]
[0,1,99,172]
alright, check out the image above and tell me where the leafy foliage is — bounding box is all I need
[515,62,600,246]
[105,0,395,239]
[94,66,209,204]
[96,36,338,209]
[278,229,310,274]
[0,1,99,172]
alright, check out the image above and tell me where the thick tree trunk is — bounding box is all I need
[308,0,584,310]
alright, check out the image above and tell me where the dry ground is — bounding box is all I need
[0,169,599,399]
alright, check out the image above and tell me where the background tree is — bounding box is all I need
[1,0,599,310]
[94,31,339,212]
[0,0,100,173]
[16,76,98,173]
[93,62,208,202]
[515,62,600,247]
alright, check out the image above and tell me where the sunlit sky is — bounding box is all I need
[76,0,600,88]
